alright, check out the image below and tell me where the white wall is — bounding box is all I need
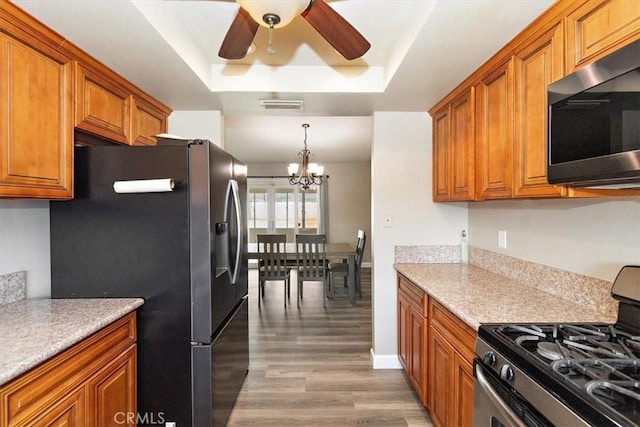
[168,110,223,147]
[370,112,468,368]
[323,162,371,261]
[0,200,51,298]
[469,198,640,281]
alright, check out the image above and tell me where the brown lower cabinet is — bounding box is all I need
[398,274,477,427]
[429,300,476,427]
[0,312,137,427]
[397,275,428,406]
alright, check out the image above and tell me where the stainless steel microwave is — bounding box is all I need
[547,39,640,188]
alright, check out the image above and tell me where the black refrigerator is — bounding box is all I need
[50,139,249,426]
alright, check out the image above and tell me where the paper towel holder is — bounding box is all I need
[113,178,175,194]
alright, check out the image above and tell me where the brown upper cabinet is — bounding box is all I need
[513,22,565,198]
[0,1,171,199]
[0,19,74,199]
[432,88,475,201]
[131,95,169,146]
[76,63,169,147]
[76,63,132,145]
[566,0,640,72]
[475,58,514,200]
[429,0,640,202]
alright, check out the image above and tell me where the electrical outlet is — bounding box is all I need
[498,230,507,249]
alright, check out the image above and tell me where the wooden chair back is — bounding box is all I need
[355,230,366,270]
[295,234,326,280]
[257,234,289,280]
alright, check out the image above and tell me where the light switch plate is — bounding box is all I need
[498,230,507,249]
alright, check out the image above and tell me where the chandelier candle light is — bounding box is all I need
[288,123,324,190]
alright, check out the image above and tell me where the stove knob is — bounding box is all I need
[500,365,514,382]
[483,351,496,366]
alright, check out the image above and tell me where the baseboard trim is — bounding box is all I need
[370,348,403,369]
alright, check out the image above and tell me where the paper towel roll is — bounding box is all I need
[113,178,174,194]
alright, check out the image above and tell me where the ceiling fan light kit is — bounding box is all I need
[237,0,310,28]
[219,0,370,61]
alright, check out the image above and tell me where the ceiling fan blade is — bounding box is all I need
[218,7,259,60]
[301,0,370,60]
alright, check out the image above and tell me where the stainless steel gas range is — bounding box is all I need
[473,265,640,427]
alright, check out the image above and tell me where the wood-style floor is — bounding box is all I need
[226,268,433,426]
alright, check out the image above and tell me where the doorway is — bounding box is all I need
[247,177,323,243]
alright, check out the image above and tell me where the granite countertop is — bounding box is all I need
[394,263,617,330]
[0,298,144,386]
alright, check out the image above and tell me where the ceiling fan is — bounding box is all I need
[218,0,370,61]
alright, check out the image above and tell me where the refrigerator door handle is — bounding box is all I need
[228,179,243,285]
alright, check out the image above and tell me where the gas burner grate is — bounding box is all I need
[496,324,640,362]
[551,359,640,383]
[585,381,640,425]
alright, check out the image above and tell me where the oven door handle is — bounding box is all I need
[475,364,527,427]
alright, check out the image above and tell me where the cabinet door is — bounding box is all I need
[566,0,640,72]
[88,346,136,427]
[0,32,73,199]
[452,352,474,427]
[23,387,86,427]
[132,96,166,146]
[475,58,514,200]
[432,107,450,201]
[449,88,475,201]
[75,63,131,145]
[408,305,427,406]
[513,23,566,198]
[397,294,411,370]
[429,327,452,427]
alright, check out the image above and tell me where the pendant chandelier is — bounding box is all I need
[287,123,324,190]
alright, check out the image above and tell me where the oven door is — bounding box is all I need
[473,360,552,427]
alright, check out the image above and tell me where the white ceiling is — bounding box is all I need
[14,0,554,164]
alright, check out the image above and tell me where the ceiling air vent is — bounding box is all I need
[259,99,304,110]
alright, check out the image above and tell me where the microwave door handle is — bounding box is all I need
[475,365,527,427]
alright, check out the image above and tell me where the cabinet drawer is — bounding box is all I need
[0,313,136,424]
[398,275,427,316]
[429,300,476,362]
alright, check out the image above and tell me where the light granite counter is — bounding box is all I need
[0,298,144,386]
[394,263,617,331]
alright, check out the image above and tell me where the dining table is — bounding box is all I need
[247,242,358,305]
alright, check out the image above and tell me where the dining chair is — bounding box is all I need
[327,229,366,299]
[257,234,291,307]
[295,234,328,307]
